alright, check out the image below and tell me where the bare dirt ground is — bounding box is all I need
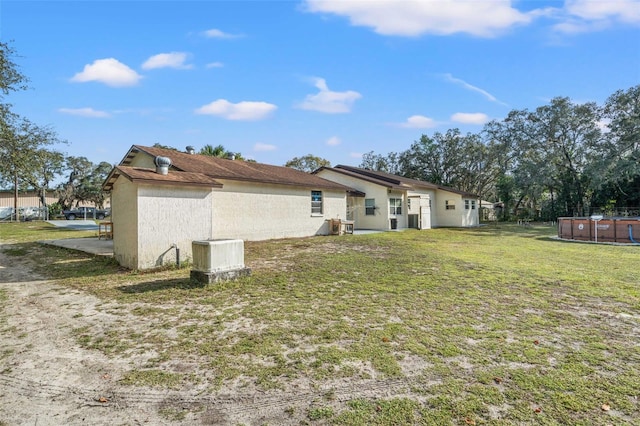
[0,246,419,425]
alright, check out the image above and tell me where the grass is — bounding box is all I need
[1,221,639,424]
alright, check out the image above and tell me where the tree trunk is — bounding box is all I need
[13,173,19,222]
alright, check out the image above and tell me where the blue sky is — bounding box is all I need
[2,0,639,168]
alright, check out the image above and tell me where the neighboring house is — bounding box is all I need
[103,145,354,270]
[314,165,480,230]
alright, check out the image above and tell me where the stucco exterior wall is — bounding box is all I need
[432,191,463,227]
[461,198,480,227]
[111,178,139,269]
[316,169,391,230]
[136,185,213,269]
[210,180,346,241]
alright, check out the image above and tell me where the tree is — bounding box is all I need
[0,42,68,220]
[152,143,178,151]
[0,41,29,100]
[199,144,245,160]
[592,85,640,210]
[393,130,498,198]
[24,149,65,216]
[359,151,402,174]
[284,154,331,172]
[57,157,111,210]
[0,114,65,219]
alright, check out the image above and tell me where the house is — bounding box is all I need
[314,165,480,230]
[102,145,354,270]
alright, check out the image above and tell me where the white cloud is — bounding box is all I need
[399,115,438,129]
[443,74,508,106]
[142,52,193,70]
[58,107,111,118]
[304,0,535,37]
[194,99,277,121]
[297,77,362,113]
[326,136,341,146]
[206,62,224,68]
[451,112,489,125]
[203,28,243,39]
[70,58,142,87]
[555,0,640,33]
[566,0,640,23]
[254,142,277,151]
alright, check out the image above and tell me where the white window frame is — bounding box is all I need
[389,198,402,215]
[471,200,476,210]
[465,200,470,210]
[446,200,456,210]
[311,191,323,215]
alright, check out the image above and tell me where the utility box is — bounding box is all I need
[191,239,251,283]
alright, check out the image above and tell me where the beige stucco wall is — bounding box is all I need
[210,180,346,241]
[111,177,213,270]
[318,169,480,229]
[111,178,139,269]
[316,169,391,230]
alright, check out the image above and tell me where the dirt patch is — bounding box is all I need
[0,245,426,425]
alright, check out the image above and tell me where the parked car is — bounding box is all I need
[63,207,110,220]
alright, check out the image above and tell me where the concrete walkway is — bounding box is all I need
[40,238,114,256]
[46,220,99,231]
[40,220,113,256]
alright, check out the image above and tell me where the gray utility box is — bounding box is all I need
[191,239,251,283]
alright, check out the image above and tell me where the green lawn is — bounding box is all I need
[1,222,639,425]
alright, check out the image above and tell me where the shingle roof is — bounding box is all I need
[319,165,479,198]
[104,166,224,191]
[106,145,353,192]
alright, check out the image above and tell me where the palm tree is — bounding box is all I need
[200,144,245,160]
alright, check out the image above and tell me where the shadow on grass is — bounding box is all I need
[464,223,558,239]
[117,277,205,294]
[1,241,123,281]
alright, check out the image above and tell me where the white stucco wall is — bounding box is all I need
[461,198,480,227]
[111,176,214,270]
[136,185,213,269]
[210,180,346,241]
[433,191,463,227]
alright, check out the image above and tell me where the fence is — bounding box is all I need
[558,217,640,244]
[0,207,49,222]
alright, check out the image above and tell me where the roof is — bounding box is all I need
[104,166,224,190]
[104,145,354,192]
[316,165,479,198]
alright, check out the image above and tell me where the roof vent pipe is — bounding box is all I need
[154,156,172,175]
[186,146,195,154]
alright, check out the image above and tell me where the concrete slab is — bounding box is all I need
[40,238,114,256]
[47,220,99,231]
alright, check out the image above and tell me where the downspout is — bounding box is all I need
[629,225,639,244]
[171,243,181,267]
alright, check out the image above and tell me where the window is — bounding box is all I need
[389,198,402,215]
[446,200,456,210]
[365,198,376,215]
[471,200,476,210]
[465,200,470,210]
[311,191,323,215]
